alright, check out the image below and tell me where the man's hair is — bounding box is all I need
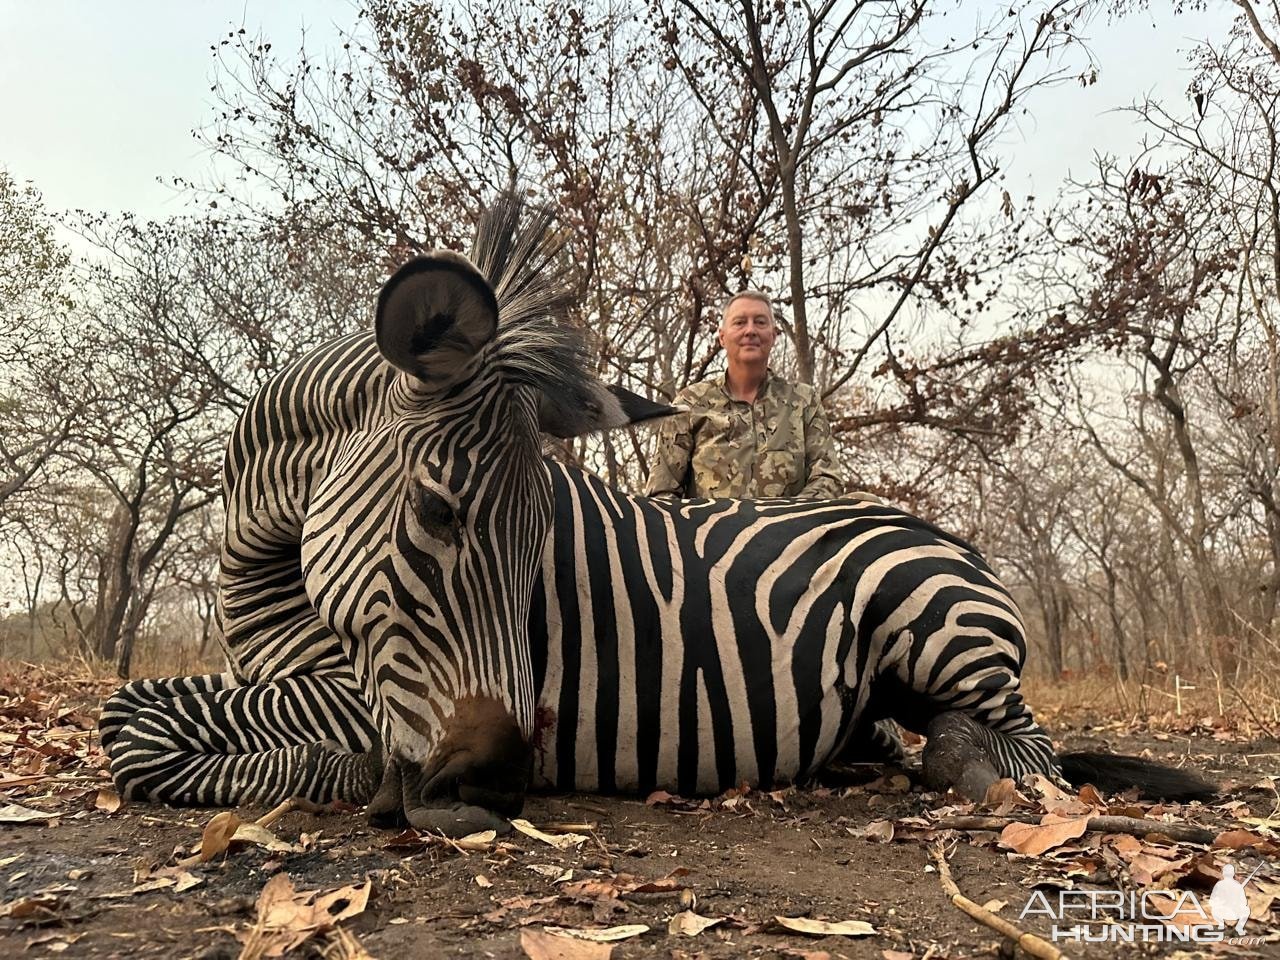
[720,290,774,324]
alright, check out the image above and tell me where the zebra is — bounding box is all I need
[101,202,1213,834]
[101,197,677,835]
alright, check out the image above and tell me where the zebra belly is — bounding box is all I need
[530,467,865,796]
[530,666,851,795]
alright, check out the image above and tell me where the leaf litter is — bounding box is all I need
[2,660,1279,956]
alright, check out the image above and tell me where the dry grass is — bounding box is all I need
[1026,667,1280,742]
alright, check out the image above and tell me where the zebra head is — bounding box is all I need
[301,197,675,835]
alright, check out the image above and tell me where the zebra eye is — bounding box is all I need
[417,490,456,530]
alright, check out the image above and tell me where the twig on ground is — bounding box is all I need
[929,841,1065,960]
[255,796,330,830]
[933,814,1216,845]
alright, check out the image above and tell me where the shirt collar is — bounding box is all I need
[719,367,773,402]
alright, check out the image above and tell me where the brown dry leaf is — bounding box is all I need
[475,874,493,889]
[241,873,373,957]
[1246,888,1275,923]
[455,829,497,851]
[644,790,679,807]
[1128,852,1191,886]
[862,820,894,843]
[773,916,876,937]
[999,814,1091,856]
[94,788,122,814]
[545,925,648,942]
[881,952,914,960]
[668,911,724,936]
[982,778,1023,807]
[1104,833,1143,858]
[24,932,83,952]
[520,928,613,960]
[1077,784,1106,808]
[559,878,621,900]
[200,810,241,861]
[322,926,375,960]
[0,802,59,824]
[231,822,299,854]
[1213,829,1271,850]
[2,895,60,920]
[631,868,690,893]
[172,871,204,893]
[511,818,588,849]
[1144,892,1207,932]
[980,898,1007,913]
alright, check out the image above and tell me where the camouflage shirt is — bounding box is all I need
[644,370,844,499]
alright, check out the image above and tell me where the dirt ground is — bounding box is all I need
[2,665,1279,959]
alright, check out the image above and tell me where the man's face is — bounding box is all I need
[719,296,776,366]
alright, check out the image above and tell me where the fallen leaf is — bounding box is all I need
[1104,833,1143,858]
[0,803,59,824]
[980,898,1007,913]
[455,829,497,851]
[999,814,1091,856]
[200,811,241,861]
[241,874,372,957]
[668,911,723,936]
[128,878,176,895]
[1239,816,1280,834]
[520,928,612,960]
[1077,784,1106,807]
[1128,852,1191,886]
[475,874,493,888]
[231,821,299,853]
[983,778,1023,807]
[881,952,914,960]
[94,788,122,814]
[1,896,60,920]
[511,818,588,849]
[173,871,204,893]
[545,925,648,942]
[1024,775,1090,815]
[773,916,876,937]
[1213,829,1271,850]
[862,820,894,843]
[629,868,690,894]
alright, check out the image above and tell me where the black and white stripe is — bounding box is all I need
[102,197,675,815]
[529,465,1057,795]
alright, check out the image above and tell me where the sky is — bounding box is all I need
[0,2,1239,221]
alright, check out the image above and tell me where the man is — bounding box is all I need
[645,290,844,500]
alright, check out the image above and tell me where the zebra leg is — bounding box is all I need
[106,674,381,807]
[879,628,1060,799]
[100,674,229,756]
[921,709,1061,800]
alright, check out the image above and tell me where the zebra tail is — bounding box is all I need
[1058,751,1216,802]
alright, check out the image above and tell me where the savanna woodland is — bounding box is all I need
[1,1,1279,958]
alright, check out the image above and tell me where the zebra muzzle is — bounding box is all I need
[366,697,533,837]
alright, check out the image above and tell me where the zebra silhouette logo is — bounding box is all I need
[1209,862,1259,935]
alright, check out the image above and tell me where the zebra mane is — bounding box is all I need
[468,194,596,408]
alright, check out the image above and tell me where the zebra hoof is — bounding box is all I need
[922,712,999,800]
[406,802,512,837]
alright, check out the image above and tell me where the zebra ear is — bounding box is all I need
[376,252,499,391]
[539,384,681,439]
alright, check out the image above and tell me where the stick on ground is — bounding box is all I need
[932,814,1215,845]
[929,841,1065,960]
